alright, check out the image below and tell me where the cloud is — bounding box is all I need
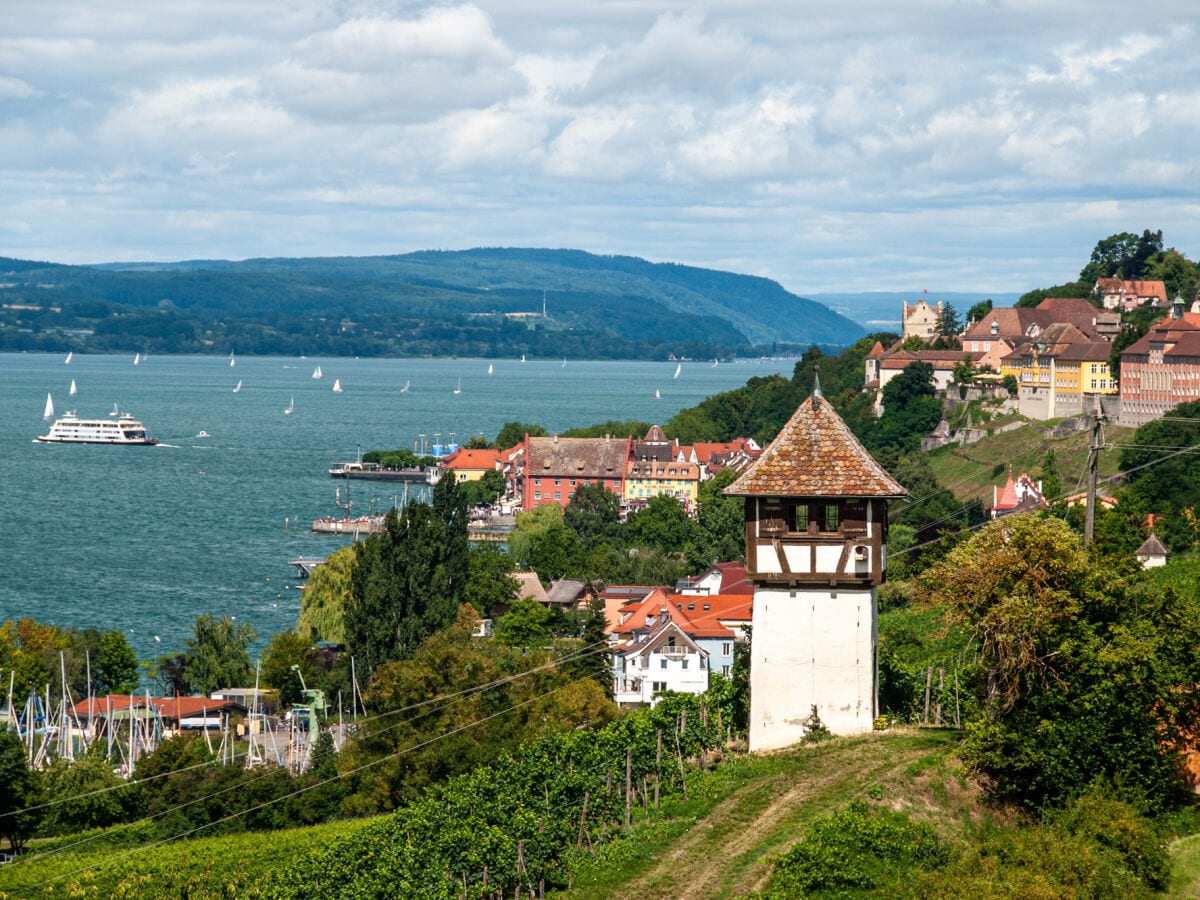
[0,1,1199,294]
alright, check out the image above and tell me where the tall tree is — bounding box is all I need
[625,494,699,554]
[297,544,357,645]
[345,504,458,674]
[0,730,43,852]
[181,614,257,695]
[494,421,547,449]
[95,629,139,694]
[433,472,470,607]
[933,302,962,339]
[564,482,623,551]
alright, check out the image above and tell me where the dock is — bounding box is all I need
[289,556,326,577]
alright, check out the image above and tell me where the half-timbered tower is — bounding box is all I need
[724,383,906,750]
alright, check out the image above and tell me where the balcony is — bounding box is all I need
[661,645,689,657]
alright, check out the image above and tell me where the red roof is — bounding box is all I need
[865,340,885,360]
[610,588,748,641]
[725,394,906,498]
[71,694,246,720]
[441,447,502,471]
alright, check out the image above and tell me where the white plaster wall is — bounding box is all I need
[749,587,877,751]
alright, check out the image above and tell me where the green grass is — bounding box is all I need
[555,729,970,899]
[1168,833,1200,898]
[927,419,1132,505]
[0,817,381,899]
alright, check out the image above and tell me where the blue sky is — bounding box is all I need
[1,1,1197,294]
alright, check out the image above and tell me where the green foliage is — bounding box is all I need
[1079,229,1163,283]
[260,630,319,707]
[934,302,962,338]
[296,544,356,645]
[41,745,141,836]
[922,515,1200,812]
[869,361,942,457]
[1119,399,1200,552]
[561,420,651,439]
[95,629,139,694]
[181,614,257,696]
[965,299,993,324]
[666,373,803,445]
[266,694,718,899]
[494,597,553,650]
[801,705,832,744]
[456,468,505,506]
[760,800,947,898]
[432,474,470,606]
[624,494,698,554]
[0,729,44,851]
[494,421,547,448]
[684,467,745,569]
[564,482,624,552]
[1015,281,1091,307]
[878,606,978,724]
[345,504,459,674]
[461,543,520,616]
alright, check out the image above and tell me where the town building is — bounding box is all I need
[1136,534,1170,568]
[624,425,701,510]
[1119,316,1200,427]
[439,447,502,483]
[1002,322,1116,420]
[901,298,943,341]
[989,471,1050,518]
[1094,278,1169,311]
[725,381,906,748]
[521,433,631,510]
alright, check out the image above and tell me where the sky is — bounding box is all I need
[1,1,1198,295]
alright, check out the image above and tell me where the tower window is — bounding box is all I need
[822,505,840,532]
[792,504,809,532]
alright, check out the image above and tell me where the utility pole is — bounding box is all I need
[1084,409,1104,546]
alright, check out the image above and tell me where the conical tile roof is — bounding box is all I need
[724,395,906,498]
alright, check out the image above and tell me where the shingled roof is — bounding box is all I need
[723,393,906,498]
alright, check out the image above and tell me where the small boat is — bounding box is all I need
[133,352,140,366]
[230,352,236,367]
[109,402,119,416]
[197,431,210,438]
[64,352,72,364]
[653,389,661,399]
[233,380,242,393]
[400,380,410,394]
[313,365,323,380]
[69,379,77,397]
[487,363,493,376]
[43,393,54,419]
[284,396,294,415]
[712,359,719,367]
[674,363,682,379]
[562,358,566,367]
[453,378,462,395]
[520,354,526,363]
[332,379,343,393]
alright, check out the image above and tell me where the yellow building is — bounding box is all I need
[623,459,700,510]
[1002,323,1116,420]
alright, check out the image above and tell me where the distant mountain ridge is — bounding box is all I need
[0,248,864,359]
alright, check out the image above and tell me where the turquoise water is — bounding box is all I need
[1,352,794,663]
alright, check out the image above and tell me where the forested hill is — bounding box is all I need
[0,249,863,359]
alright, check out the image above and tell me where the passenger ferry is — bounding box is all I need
[37,411,159,445]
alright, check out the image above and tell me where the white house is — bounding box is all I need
[612,619,709,707]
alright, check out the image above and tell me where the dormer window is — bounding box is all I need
[990,320,999,335]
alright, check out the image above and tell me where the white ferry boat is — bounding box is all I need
[37,411,159,445]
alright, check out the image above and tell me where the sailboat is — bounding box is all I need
[653,389,661,399]
[674,363,682,379]
[712,359,719,367]
[229,352,236,367]
[487,363,493,376]
[562,358,566,368]
[284,396,294,415]
[312,365,323,380]
[64,351,72,364]
[43,393,54,419]
[109,402,119,416]
[453,378,462,395]
[133,352,140,366]
[332,379,343,393]
[233,380,242,393]
[520,354,526,363]
[400,380,410,394]
[69,379,77,397]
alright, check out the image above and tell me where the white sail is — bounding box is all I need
[453,378,462,395]
[133,352,140,366]
[64,352,72,364]
[674,363,681,379]
[653,389,660,399]
[43,393,54,419]
[332,379,343,393]
[521,354,526,363]
[230,352,236,367]
[284,396,294,414]
[233,380,242,393]
[487,363,493,376]
[69,379,76,396]
[400,380,410,394]
[313,366,322,379]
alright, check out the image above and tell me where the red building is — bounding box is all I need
[521,433,632,510]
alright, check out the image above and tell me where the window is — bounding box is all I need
[569,478,576,487]
[822,505,840,532]
[703,604,710,611]
[660,659,667,669]
[652,681,667,693]
[554,492,561,500]
[681,659,689,669]
[722,665,731,677]
[534,491,541,500]
[722,642,731,655]
[792,503,809,532]
[687,603,695,611]
[534,477,542,486]
[554,478,561,485]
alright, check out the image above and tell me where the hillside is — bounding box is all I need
[924,418,1133,505]
[0,249,864,360]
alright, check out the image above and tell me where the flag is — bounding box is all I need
[923,288,928,295]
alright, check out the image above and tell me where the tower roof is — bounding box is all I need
[723,396,906,498]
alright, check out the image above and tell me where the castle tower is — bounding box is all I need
[724,382,906,750]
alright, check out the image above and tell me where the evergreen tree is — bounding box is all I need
[0,729,43,852]
[95,628,139,694]
[433,472,470,606]
[345,505,458,674]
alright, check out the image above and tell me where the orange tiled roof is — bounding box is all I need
[723,395,906,498]
[441,447,502,471]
